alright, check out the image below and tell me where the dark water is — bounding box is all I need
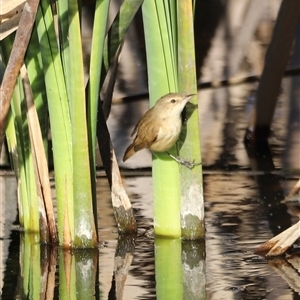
[97,171,300,300]
[2,172,299,299]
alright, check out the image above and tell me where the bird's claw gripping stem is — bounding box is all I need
[167,153,202,170]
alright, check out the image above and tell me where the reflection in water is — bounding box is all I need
[268,256,300,295]
[204,173,299,299]
[97,172,299,299]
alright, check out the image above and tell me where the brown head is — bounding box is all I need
[152,93,195,118]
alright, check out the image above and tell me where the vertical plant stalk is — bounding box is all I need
[25,26,49,158]
[93,0,144,232]
[21,65,58,244]
[245,0,300,143]
[8,89,30,229]
[87,0,110,233]
[142,0,181,237]
[67,0,97,247]
[0,0,40,149]
[1,36,28,228]
[102,44,136,232]
[5,111,19,183]
[22,66,48,242]
[98,54,138,233]
[36,0,73,247]
[110,151,137,231]
[177,1,204,239]
[4,66,40,235]
[97,102,137,232]
[102,0,145,76]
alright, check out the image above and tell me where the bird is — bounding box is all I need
[122,93,200,169]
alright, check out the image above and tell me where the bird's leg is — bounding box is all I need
[166,152,202,170]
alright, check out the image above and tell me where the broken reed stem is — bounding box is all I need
[282,179,300,202]
[255,221,300,257]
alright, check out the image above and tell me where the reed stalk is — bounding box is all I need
[35,0,74,246]
[142,0,203,238]
[67,0,98,247]
[177,1,204,239]
[142,0,181,237]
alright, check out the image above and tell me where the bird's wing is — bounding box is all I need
[133,119,159,151]
[131,121,140,137]
[131,108,153,136]
[133,135,158,152]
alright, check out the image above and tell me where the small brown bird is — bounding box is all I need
[123,93,200,169]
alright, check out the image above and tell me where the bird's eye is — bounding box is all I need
[170,99,176,103]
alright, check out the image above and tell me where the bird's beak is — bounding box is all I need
[184,94,196,102]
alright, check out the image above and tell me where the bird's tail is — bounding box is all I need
[123,144,136,162]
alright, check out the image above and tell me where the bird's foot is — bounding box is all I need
[167,153,202,170]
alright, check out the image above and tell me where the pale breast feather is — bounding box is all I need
[149,122,181,152]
